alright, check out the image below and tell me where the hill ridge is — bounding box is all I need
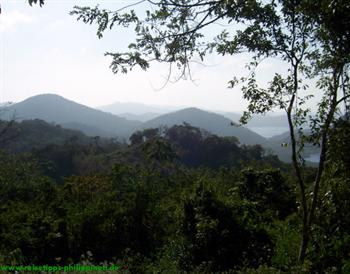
[2,94,141,137]
[139,107,267,145]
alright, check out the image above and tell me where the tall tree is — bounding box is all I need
[70,0,350,264]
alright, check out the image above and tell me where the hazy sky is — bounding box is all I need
[1,0,290,112]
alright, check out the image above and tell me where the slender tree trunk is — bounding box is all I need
[308,68,340,227]
[285,60,310,263]
[298,224,309,263]
[286,97,309,262]
[299,68,341,262]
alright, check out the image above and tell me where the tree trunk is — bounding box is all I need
[298,223,309,262]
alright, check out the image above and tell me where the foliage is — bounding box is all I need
[0,119,347,272]
[308,118,350,273]
[129,124,280,170]
[0,119,102,154]
[180,183,273,272]
[28,0,44,7]
[236,168,296,220]
[0,153,67,264]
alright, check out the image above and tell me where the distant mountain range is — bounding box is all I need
[1,94,267,145]
[117,112,162,122]
[220,112,288,127]
[2,93,317,162]
[97,101,181,115]
[97,101,183,122]
[265,130,320,162]
[140,108,267,145]
[98,102,289,128]
[2,94,141,138]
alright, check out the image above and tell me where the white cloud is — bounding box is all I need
[0,10,35,32]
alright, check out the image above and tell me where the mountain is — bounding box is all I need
[117,112,162,122]
[220,111,288,127]
[2,94,141,138]
[267,131,290,143]
[61,122,117,138]
[265,130,320,162]
[97,101,181,115]
[0,102,14,108]
[140,108,267,145]
[97,101,288,136]
[248,114,288,127]
[216,111,289,138]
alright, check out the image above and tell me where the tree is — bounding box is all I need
[309,118,350,271]
[237,168,296,220]
[70,0,350,264]
[182,184,272,271]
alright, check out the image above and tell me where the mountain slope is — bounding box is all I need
[140,108,267,145]
[265,130,320,162]
[2,94,141,137]
[221,112,288,127]
[117,112,161,122]
[97,101,181,115]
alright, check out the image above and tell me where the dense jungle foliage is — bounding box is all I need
[0,119,349,273]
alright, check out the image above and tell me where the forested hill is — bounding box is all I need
[0,119,284,180]
[2,95,322,162]
[0,119,109,153]
[140,108,267,145]
[2,94,141,138]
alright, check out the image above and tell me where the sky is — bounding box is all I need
[0,0,294,112]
